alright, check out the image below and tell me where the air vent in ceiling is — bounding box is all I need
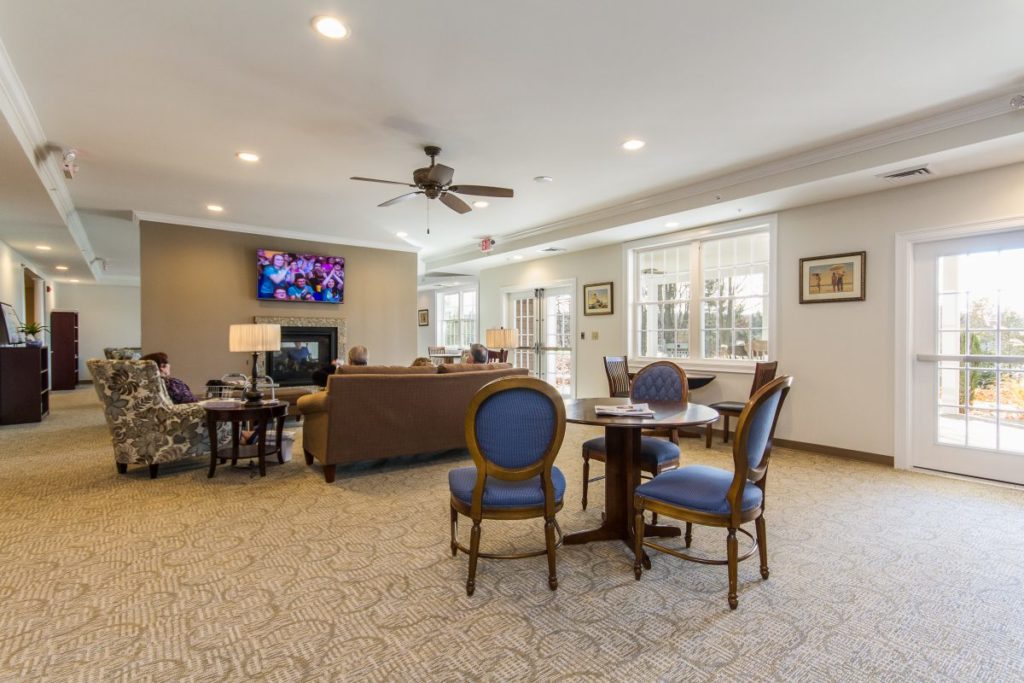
[539,247,566,253]
[877,165,933,183]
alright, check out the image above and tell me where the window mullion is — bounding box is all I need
[690,241,702,360]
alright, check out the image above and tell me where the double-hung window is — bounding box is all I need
[437,288,478,348]
[629,217,775,364]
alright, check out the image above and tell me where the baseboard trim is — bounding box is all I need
[773,438,893,466]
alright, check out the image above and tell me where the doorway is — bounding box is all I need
[506,284,574,397]
[911,228,1024,485]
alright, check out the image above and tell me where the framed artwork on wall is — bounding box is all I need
[583,282,614,315]
[417,309,429,326]
[799,251,866,303]
[0,302,18,345]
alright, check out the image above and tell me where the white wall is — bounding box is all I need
[417,290,435,356]
[0,238,50,342]
[479,161,1024,456]
[53,283,141,377]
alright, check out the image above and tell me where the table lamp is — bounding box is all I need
[485,327,518,361]
[229,323,281,404]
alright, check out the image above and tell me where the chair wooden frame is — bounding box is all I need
[486,348,509,363]
[705,361,778,447]
[450,376,567,596]
[603,355,631,398]
[633,375,793,609]
[582,361,687,514]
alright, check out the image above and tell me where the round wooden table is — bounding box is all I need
[563,397,719,552]
[203,401,288,478]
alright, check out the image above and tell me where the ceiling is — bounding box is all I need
[1,1,1024,281]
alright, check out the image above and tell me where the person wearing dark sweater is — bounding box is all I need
[141,352,197,404]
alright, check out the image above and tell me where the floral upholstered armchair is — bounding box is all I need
[87,359,230,479]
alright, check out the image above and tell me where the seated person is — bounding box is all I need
[141,352,197,404]
[410,357,433,367]
[348,345,368,366]
[312,358,343,388]
[466,343,489,364]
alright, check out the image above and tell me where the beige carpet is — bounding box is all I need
[0,388,1022,682]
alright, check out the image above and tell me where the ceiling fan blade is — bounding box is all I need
[439,192,472,214]
[427,163,455,186]
[351,176,416,187]
[448,184,514,198]
[378,191,423,208]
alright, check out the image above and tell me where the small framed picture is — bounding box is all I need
[583,282,614,316]
[799,251,866,303]
[417,309,429,326]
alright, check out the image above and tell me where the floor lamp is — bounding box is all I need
[485,327,518,362]
[229,323,281,405]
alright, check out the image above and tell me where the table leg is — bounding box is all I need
[275,415,285,464]
[207,415,219,478]
[231,421,240,466]
[257,416,268,477]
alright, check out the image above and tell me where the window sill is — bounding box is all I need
[629,358,759,375]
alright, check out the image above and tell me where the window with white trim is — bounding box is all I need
[437,289,478,348]
[630,221,773,362]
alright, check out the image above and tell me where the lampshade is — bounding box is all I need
[229,323,281,352]
[485,327,518,349]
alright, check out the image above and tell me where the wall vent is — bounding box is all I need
[539,247,566,253]
[877,165,932,183]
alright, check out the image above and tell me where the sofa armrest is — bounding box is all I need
[297,391,329,416]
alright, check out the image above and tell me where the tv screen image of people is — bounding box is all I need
[257,249,345,303]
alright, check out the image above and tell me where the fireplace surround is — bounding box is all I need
[253,315,347,387]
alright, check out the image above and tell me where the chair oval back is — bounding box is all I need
[749,361,778,397]
[603,356,630,398]
[630,361,688,403]
[733,375,793,484]
[465,376,566,481]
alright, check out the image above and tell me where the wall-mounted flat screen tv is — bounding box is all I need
[257,249,344,303]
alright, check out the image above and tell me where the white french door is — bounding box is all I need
[912,229,1024,484]
[507,286,574,397]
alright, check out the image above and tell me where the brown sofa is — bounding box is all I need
[297,363,528,482]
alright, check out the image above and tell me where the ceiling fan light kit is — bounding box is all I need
[350,146,514,215]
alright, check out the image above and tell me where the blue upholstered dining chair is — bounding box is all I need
[633,375,793,610]
[448,376,567,596]
[581,361,687,513]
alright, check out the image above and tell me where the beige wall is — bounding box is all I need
[54,283,141,377]
[479,161,1024,457]
[140,221,417,392]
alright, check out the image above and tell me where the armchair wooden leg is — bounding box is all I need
[466,522,482,596]
[544,517,558,590]
[722,416,730,443]
[450,506,459,557]
[149,464,159,479]
[633,505,645,580]
[684,522,692,548]
[755,515,769,580]
[581,453,590,510]
[304,448,314,466]
[323,464,336,483]
[727,528,738,610]
[116,462,127,474]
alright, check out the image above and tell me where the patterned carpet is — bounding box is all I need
[0,388,1022,682]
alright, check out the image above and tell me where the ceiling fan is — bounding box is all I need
[350,145,514,214]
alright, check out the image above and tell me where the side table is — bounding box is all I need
[203,401,289,478]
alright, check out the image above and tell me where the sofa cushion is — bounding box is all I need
[336,364,437,375]
[438,362,513,373]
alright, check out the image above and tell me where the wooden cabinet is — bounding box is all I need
[0,346,49,424]
[50,311,79,390]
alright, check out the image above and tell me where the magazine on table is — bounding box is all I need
[595,403,655,417]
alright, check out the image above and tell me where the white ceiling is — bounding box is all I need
[1,1,1024,279]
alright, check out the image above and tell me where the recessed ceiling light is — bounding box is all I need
[472,201,489,208]
[55,265,68,271]
[312,16,349,39]
[534,176,553,183]
[396,231,408,238]
[512,255,523,260]
[69,279,79,283]
[35,245,51,251]
[236,152,260,163]
[206,204,224,212]
[622,139,646,151]
[664,221,680,228]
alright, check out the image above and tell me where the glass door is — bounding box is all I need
[912,229,1024,484]
[507,286,574,396]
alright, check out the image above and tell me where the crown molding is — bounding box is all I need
[0,37,103,281]
[427,87,1024,268]
[132,211,421,254]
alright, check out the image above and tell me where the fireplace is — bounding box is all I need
[267,327,338,387]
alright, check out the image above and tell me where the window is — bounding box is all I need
[629,219,774,363]
[437,289,477,347]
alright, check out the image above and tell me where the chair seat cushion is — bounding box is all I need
[709,400,746,413]
[448,466,566,508]
[635,465,763,514]
[582,436,680,465]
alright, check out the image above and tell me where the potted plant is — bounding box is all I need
[17,321,48,347]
